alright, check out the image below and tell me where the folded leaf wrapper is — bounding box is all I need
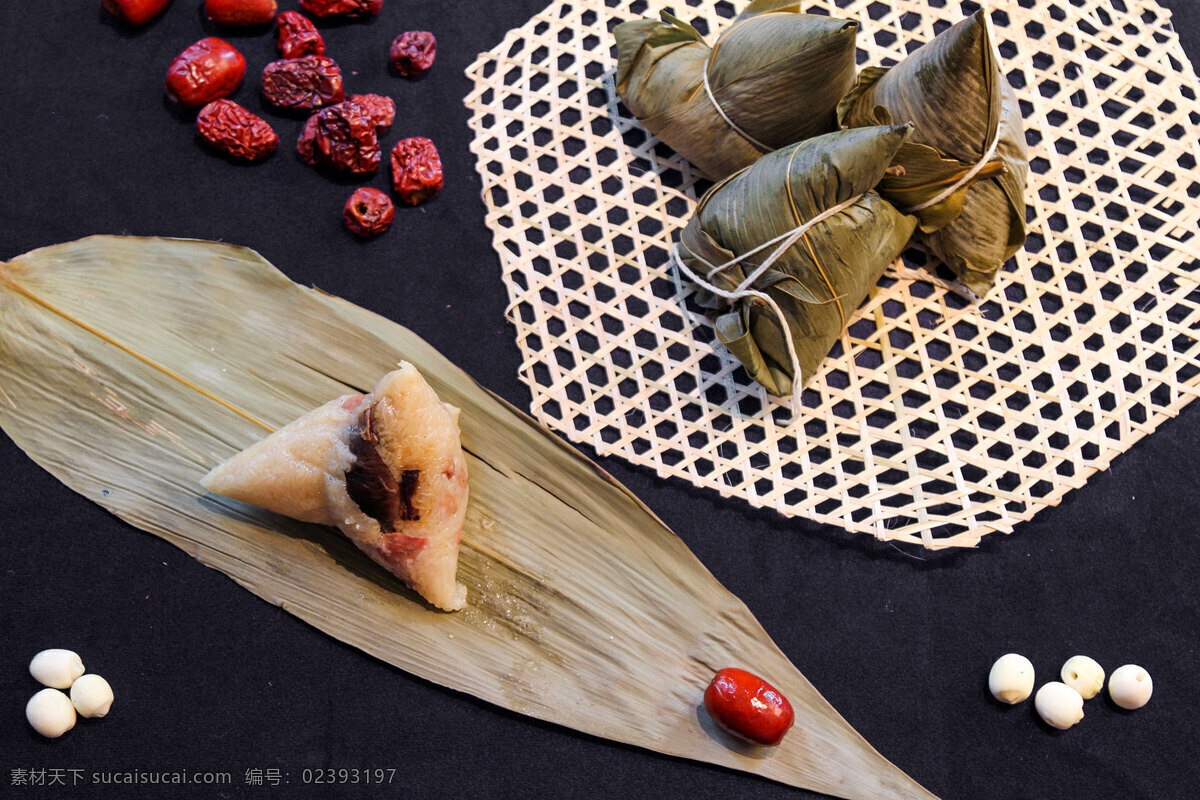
[837,11,1028,297]
[0,237,937,800]
[615,0,857,180]
[678,126,918,395]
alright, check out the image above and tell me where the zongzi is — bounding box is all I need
[203,363,469,611]
[615,0,857,180]
[837,11,1028,297]
[676,125,917,395]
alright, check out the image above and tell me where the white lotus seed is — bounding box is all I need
[29,649,85,689]
[1108,664,1153,710]
[1035,682,1085,730]
[70,675,114,718]
[1061,655,1105,700]
[26,689,77,738]
[988,653,1035,704]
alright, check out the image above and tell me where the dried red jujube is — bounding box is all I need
[390,137,443,205]
[298,0,382,19]
[276,11,325,58]
[347,94,395,130]
[165,37,246,108]
[298,99,381,174]
[205,0,277,26]
[389,31,436,76]
[196,99,278,161]
[102,0,171,26]
[344,188,395,238]
[297,114,320,165]
[262,55,345,110]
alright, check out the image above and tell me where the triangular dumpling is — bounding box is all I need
[202,363,468,611]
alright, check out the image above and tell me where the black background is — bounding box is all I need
[2,2,1198,799]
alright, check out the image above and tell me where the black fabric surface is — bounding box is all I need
[1,3,1197,799]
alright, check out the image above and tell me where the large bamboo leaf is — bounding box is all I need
[0,237,936,800]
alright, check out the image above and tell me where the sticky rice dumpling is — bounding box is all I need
[837,11,1028,297]
[677,125,918,395]
[615,0,857,180]
[202,363,469,611]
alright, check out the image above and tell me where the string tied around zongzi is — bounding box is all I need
[897,127,1001,214]
[670,193,863,410]
[698,19,772,153]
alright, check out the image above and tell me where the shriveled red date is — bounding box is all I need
[297,114,321,165]
[347,94,395,130]
[344,188,395,238]
[276,11,324,58]
[299,0,382,19]
[205,0,277,26]
[197,99,278,161]
[103,0,171,26]
[390,137,443,205]
[262,55,345,110]
[389,31,436,76]
[165,38,246,108]
[297,99,380,174]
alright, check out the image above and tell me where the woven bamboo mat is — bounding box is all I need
[464,0,1200,548]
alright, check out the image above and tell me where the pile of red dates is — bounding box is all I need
[106,0,442,238]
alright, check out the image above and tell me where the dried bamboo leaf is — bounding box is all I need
[679,126,919,394]
[0,237,936,800]
[838,11,1029,296]
[615,4,857,180]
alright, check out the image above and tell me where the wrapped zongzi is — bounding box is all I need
[615,0,857,180]
[676,125,918,395]
[837,11,1028,297]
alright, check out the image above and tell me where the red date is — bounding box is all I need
[165,38,246,108]
[347,94,395,130]
[276,11,325,58]
[344,188,395,238]
[298,99,380,174]
[102,0,171,26]
[297,114,320,165]
[389,31,436,76]
[262,55,345,110]
[205,0,276,26]
[390,137,443,205]
[299,0,382,19]
[703,668,794,747]
[197,99,278,161]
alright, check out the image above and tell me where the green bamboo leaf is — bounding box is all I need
[659,11,707,42]
[839,11,1029,297]
[679,127,918,394]
[615,6,857,179]
[0,236,937,800]
[615,18,709,121]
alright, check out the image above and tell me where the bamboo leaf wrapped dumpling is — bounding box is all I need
[677,125,918,396]
[615,0,857,180]
[837,11,1028,297]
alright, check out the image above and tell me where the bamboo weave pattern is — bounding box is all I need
[465,0,1200,547]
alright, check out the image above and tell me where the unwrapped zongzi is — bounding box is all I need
[837,11,1028,296]
[203,363,469,611]
[615,0,857,180]
[676,125,918,395]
